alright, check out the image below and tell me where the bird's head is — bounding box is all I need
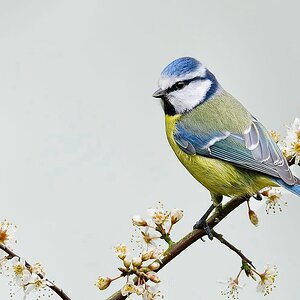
[153,57,220,115]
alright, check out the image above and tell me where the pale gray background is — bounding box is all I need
[1,1,300,299]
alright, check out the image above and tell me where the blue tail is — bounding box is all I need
[274,178,300,197]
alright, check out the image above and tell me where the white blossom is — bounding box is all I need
[220,277,243,299]
[8,257,32,286]
[114,244,129,260]
[289,117,300,137]
[281,117,300,164]
[29,262,45,277]
[142,284,160,300]
[121,280,143,296]
[256,265,278,296]
[147,208,169,225]
[264,187,287,214]
[23,273,48,299]
[0,220,17,247]
[140,228,161,249]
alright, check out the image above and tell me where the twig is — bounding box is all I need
[287,155,300,166]
[106,196,248,300]
[211,230,255,269]
[0,244,71,300]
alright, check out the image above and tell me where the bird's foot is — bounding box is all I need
[193,219,213,241]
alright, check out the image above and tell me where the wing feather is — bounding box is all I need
[174,118,296,185]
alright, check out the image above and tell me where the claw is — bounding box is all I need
[193,219,214,240]
[193,203,215,241]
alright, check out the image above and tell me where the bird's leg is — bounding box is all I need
[215,202,223,216]
[193,204,215,240]
[193,194,223,240]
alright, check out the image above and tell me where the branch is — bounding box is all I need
[287,155,300,166]
[105,155,298,300]
[106,196,248,300]
[0,244,71,300]
[212,230,255,269]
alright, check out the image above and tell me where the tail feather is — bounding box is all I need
[274,177,300,197]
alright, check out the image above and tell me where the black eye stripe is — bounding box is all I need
[166,76,203,94]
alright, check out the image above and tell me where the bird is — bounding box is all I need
[152,57,300,238]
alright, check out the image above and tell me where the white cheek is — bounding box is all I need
[169,80,212,114]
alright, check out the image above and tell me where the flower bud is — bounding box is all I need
[146,271,160,283]
[132,215,148,227]
[141,251,152,261]
[96,276,111,290]
[123,258,131,269]
[150,248,162,259]
[248,209,259,226]
[132,257,142,267]
[148,262,160,271]
[170,208,183,224]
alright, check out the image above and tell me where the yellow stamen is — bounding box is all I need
[13,264,24,276]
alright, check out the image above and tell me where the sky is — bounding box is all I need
[0,1,300,299]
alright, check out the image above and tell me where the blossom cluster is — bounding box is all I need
[220,264,278,299]
[0,220,52,299]
[96,204,184,299]
[279,117,300,165]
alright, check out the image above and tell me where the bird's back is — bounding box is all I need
[179,90,252,136]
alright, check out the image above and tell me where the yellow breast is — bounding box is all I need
[165,115,276,197]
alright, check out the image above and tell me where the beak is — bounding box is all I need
[152,88,166,98]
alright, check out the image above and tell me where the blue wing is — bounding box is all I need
[174,118,296,185]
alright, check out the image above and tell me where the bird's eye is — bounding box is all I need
[175,81,186,90]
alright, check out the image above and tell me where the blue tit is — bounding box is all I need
[152,57,300,237]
